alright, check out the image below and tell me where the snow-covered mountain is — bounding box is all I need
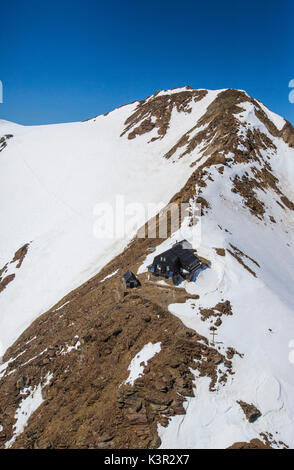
[0,87,221,356]
[1,86,294,449]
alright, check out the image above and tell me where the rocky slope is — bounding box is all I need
[0,87,294,449]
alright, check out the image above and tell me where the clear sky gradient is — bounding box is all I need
[0,0,293,125]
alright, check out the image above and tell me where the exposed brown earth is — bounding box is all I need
[199,301,233,325]
[11,243,30,268]
[228,438,272,449]
[0,274,15,294]
[229,244,260,267]
[0,134,13,153]
[259,432,289,449]
[120,88,207,141]
[160,89,294,222]
[119,88,294,227]
[197,301,241,331]
[280,195,294,210]
[231,174,266,218]
[237,400,261,423]
[0,243,30,293]
[227,245,258,278]
[214,248,226,256]
[228,432,289,449]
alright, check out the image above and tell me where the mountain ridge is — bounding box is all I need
[1,87,294,448]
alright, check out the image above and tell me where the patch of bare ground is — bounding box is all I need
[228,438,272,449]
[0,243,30,293]
[227,244,258,278]
[161,89,294,221]
[226,347,243,360]
[237,400,261,423]
[11,243,30,268]
[148,89,294,227]
[229,244,260,267]
[199,301,233,329]
[198,302,242,335]
[231,161,294,219]
[280,195,294,210]
[120,89,207,141]
[259,432,289,449]
[231,174,265,218]
[0,134,13,153]
[279,121,294,148]
[0,274,15,294]
[228,432,289,449]
[169,155,218,213]
[214,248,226,256]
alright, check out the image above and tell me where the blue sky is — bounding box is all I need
[0,0,293,125]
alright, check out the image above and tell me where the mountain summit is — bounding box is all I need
[1,87,294,449]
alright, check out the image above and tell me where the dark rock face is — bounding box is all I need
[237,400,262,423]
[0,134,13,153]
[0,243,30,293]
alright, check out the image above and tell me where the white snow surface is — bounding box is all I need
[100,269,119,283]
[5,373,53,448]
[125,342,161,386]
